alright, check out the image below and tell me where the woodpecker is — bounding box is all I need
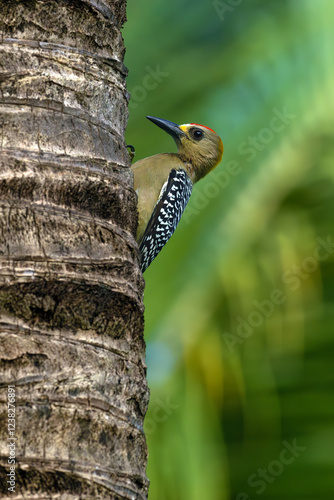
[132,116,223,273]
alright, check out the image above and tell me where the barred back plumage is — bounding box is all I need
[139,169,193,272]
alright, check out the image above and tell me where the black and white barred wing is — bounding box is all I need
[139,168,193,273]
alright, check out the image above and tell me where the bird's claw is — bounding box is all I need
[126,144,136,162]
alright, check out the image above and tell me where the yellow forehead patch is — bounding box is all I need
[180,123,218,134]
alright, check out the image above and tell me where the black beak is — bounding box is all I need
[147,116,185,141]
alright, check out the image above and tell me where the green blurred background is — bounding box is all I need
[123,1,334,499]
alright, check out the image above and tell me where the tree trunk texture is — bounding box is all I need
[0,1,148,499]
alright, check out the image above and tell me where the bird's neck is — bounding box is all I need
[177,152,218,184]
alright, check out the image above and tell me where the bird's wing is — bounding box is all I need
[139,168,193,273]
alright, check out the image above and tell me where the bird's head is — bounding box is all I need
[147,116,223,182]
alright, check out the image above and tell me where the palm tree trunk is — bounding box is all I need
[0,1,148,498]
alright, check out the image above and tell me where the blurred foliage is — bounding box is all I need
[123,1,334,499]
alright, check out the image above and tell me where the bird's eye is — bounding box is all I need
[191,128,204,141]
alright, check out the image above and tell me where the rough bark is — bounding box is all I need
[0,1,148,499]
